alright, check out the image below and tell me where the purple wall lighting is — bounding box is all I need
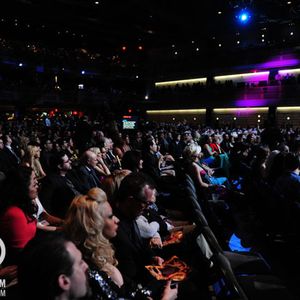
[259,55,300,69]
[235,99,270,107]
[243,72,269,83]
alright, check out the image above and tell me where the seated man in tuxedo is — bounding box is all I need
[39,151,80,218]
[73,150,102,194]
[111,172,164,286]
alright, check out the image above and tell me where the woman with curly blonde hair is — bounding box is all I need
[64,188,123,287]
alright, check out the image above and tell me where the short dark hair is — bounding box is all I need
[117,172,155,203]
[49,151,68,172]
[18,233,74,300]
[143,137,155,152]
[121,150,142,172]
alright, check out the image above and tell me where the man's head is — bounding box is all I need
[81,150,98,169]
[116,172,156,219]
[43,139,53,152]
[18,234,89,300]
[50,151,72,174]
[144,138,157,154]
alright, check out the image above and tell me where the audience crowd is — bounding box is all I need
[0,114,300,299]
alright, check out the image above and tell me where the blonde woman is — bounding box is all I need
[22,144,46,180]
[183,143,227,190]
[64,188,122,287]
[64,188,177,300]
[89,146,111,177]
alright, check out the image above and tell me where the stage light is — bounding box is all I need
[236,9,251,24]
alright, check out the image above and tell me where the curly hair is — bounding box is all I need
[64,188,117,273]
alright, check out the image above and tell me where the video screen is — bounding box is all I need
[122,116,138,129]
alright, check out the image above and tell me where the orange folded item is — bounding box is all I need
[145,256,190,281]
[162,230,184,247]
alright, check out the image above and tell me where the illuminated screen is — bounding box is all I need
[122,116,138,129]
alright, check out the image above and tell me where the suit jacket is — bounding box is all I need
[111,210,154,285]
[73,165,101,194]
[0,147,19,174]
[39,173,79,218]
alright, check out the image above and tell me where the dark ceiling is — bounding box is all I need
[1,0,300,77]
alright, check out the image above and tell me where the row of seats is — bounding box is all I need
[184,173,297,300]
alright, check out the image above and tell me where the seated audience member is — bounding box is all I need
[275,153,300,234]
[64,188,178,300]
[169,133,185,160]
[39,151,80,218]
[201,135,230,177]
[220,133,234,154]
[40,139,54,173]
[142,138,175,185]
[74,150,102,193]
[89,146,111,177]
[101,169,132,205]
[0,166,38,264]
[113,134,132,159]
[121,150,143,173]
[21,143,46,180]
[111,173,165,285]
[2,134,20,170]
[18,234,90,300]
[183,143,227,192]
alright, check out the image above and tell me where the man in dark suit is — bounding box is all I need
[0,135,20,173]
[73,150,101,194]
[111,173,164,286]
[39,151,80,218]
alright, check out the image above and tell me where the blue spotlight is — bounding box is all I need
[237,9,251,24]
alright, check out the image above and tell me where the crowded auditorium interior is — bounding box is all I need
[2,0,300,299]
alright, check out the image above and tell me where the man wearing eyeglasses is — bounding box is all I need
[112,172,164,288]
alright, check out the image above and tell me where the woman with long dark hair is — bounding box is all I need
[0,166,38,264]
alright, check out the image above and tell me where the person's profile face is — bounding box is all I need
[28,171,38,200]
[66,242,90,299]
[102,202,119,239]
[125,184,153,218]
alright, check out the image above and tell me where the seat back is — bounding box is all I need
[215,253,249,300]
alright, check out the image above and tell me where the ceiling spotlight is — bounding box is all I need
[237,40,240,44]
[290,32,294,36]
[236,9,252,25]
[18,63,23,67]
[218,11,222,15]
[81,70,85,75]
[218,43,222,47]
[196,48,199,51]
[287,1,292,4]
[174,51,178,55]
[95,1,99,4]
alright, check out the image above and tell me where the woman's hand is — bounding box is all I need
[161,280,178,300]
